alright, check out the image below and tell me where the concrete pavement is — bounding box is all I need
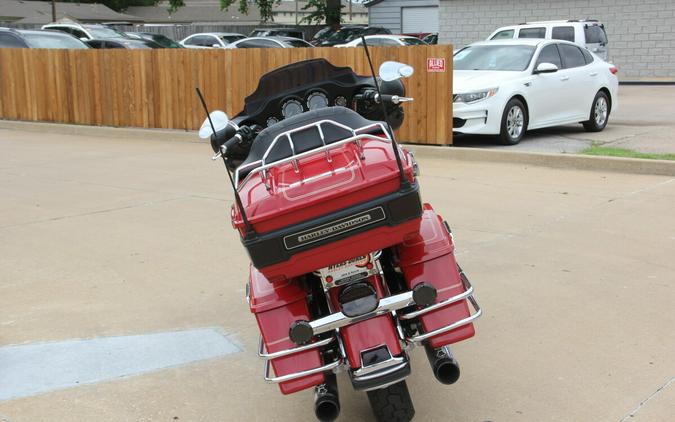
[0,128,673,421]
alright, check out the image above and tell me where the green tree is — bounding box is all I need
[217,0,342,24]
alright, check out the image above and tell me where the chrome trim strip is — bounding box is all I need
[353,356,406,378]
[352,361,409,382]
[309,291,415,335]
[398,285,475,320]
[406,295,482,344]
[263,355,342,384]
[257,335,336,361]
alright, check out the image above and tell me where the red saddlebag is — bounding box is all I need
[397,204,476,348]
[248,265,324,394]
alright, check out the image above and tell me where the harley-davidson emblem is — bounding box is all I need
[284,207,386,250]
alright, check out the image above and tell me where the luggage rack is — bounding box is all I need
[399,272,482,344]
[258,335,342,384]
[234,119,392,189]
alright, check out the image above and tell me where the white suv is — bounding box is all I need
[487,20,609,61]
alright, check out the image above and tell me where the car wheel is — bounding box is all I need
[583,91,610,132]
[499,98,527,145]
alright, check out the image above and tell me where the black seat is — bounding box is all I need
[238,107,385,178]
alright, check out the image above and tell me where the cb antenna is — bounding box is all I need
[360,36,410,189]
[195,87,255,236]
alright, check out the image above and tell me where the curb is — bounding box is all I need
[404,144,675,177]
[2,120,674,177]
[0,120,197,143]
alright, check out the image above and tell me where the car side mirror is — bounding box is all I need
[212,43,221,48]
[80,37,88,41]
[534,62,559,74]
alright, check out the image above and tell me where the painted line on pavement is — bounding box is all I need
[0,327,241,402]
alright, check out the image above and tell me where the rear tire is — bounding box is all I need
[366,381,415,422]
[583,91,610,132]
[499,98,527,145]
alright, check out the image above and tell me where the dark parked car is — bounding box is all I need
[310,26,339,45]
[0,28,89,49]
[227,36,312,49]
[249,27,305,40]
[85,39,161,49]
[126,32,183,48]
[318,26,392,46]
[423,33,438,45]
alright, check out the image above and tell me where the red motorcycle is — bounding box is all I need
[197,49,481,422]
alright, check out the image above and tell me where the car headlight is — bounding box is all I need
[453,88,499,104]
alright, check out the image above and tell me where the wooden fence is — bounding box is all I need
[0,45,453,144]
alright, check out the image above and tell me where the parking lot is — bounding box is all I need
[1,127,673,421]
[454,85,675,154]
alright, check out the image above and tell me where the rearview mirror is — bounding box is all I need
[199,111,229,139]
[379,61,414,82]
[534,62,559,74]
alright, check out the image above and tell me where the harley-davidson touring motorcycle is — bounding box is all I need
[197,48,481,421]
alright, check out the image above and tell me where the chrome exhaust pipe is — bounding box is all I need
[314,374,340,421]
[424,344,460,385]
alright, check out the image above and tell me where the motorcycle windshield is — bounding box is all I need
[243,59,365,115]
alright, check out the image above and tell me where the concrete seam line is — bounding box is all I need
[404,145,675,177]
[619,377,675,422]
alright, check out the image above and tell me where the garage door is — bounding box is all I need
[402,6,439,34]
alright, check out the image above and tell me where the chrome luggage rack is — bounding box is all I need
[258,335,342,384]
[256,274,481,384]
[234,119,392,189]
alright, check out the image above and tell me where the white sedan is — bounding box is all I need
[180,32,246,49]
[335,35,427,48]
[453,39,618,144]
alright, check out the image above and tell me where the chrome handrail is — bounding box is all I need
[263,355,342,384]
[406,295,482,344]
[398,285,475,320]
[234,120,391,189]
[257,335,336,361]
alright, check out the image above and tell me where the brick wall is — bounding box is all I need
[439,0,675,80]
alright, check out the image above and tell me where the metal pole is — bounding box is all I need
[349,0,352,22]
[51,0,56,22]
[295,0,298,25]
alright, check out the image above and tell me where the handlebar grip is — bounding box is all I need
[222,134,242,156]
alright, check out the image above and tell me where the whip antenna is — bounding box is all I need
[195,87,255,236]
[360,36,409,188]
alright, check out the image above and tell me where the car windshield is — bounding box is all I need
[23,33,89,49]
[401,37,426,46]
[454,45,536,71]
[327,27,362,42]
[149,34,182,48]
[87,27,126,39]
[220,35,246,43]
[313,27,336,40]
[285,39,311,48]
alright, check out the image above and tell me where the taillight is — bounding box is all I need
[609,66,618,75]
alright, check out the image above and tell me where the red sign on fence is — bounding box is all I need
[427,58,446,72]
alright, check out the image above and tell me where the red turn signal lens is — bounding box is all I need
[609,66,618,75]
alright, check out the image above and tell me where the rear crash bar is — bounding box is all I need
[309,291,416,335]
